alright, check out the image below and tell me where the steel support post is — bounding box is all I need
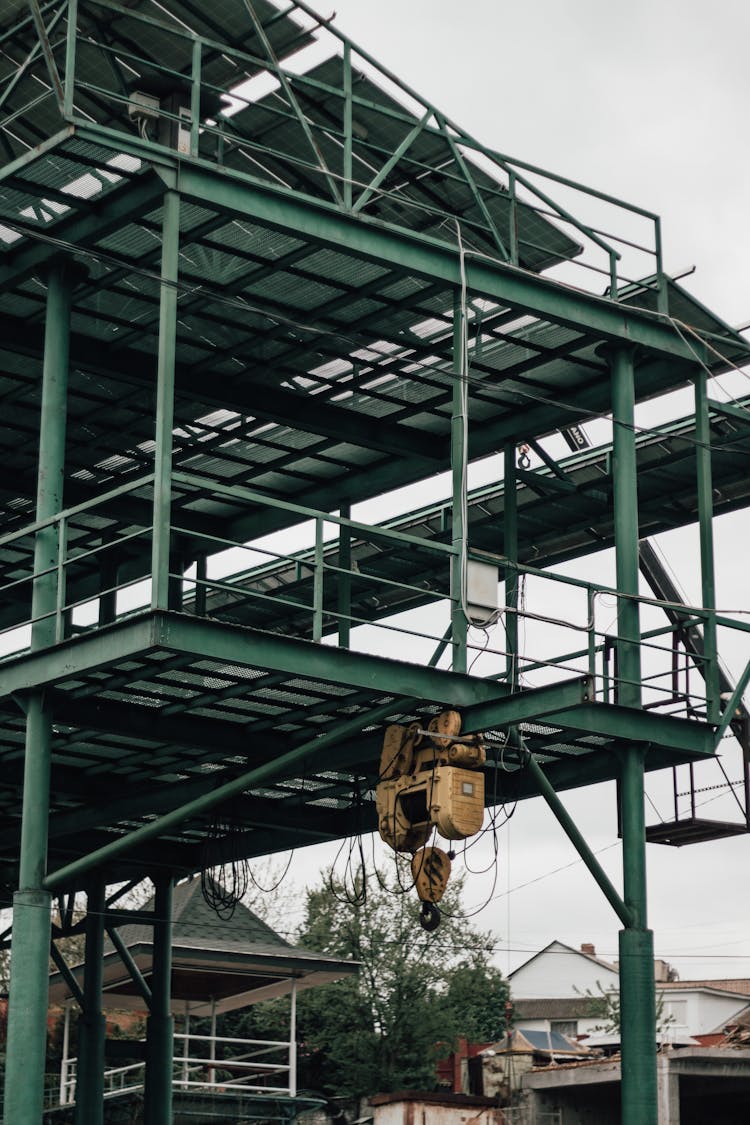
[74,881,106,1125]
[610,345,656,1125]
[144,877,174,1125]
[151,189,180,610]
[3,261,74,1125]
[451,289,468,673]
[694,370,719,722]
[504,446,519,689]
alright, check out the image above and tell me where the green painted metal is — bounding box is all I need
[144,877,174,1125]
[694,370,719,722]
[713,657,750,750]
[42,695,412,890]
[338,503,352,649]
[3,261,74,1125]
[504,447,519,689]
[152,157,726,363]
[0,6,746,1115]
[1,888,53,1124]
[461,676,591,733]
[151,189,180,611]
[343,42,352,210]
[610,344,655,1122]
[451,288,468,673]
[74,881,106,1125]
[610,346,641,708]
[521,740,633,928]
[63,0,78,119]
[619,747,657,1125]
[105,923,153,1006]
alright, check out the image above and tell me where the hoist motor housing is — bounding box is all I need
[376,763,485,850]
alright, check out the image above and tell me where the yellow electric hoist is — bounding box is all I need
[375,709,485,930]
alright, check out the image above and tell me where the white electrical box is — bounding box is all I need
[466,559,498,625]
[127,90,160,121]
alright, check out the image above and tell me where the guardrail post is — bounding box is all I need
[289,977,298,1097]
[190,38,202,157]
[504,447,519,689]
[587,588,597,683]
[313,517,324,641]
[508,170,519,265]
[337,505,352,649]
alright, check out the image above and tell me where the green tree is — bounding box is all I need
[288,865,509,1100]
[577,980,675,1035]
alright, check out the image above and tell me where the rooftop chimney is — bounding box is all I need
[581,943,596,956]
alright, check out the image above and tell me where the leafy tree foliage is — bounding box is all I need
[576,979,675,1035]
[261,865,510,1100]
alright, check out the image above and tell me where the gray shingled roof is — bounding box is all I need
[48,876,358,1015]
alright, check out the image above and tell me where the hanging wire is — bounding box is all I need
[199,813,250,920]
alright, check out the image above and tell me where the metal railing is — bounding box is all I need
[56,1029,296,1107]
[0,0,667,306]
[3,468,750,736]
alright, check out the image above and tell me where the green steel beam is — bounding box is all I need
[546,703,715,755]
[520,739,633,927]
[42,695,410,890]
[0,610,512,706]
[0,164,165,286]
[460,676,591,733]
[138,155,743,365]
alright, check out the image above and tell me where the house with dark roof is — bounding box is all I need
[509,940,620,1039]
[509,939,750,1046]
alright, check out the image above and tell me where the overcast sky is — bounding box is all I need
[270,0,750,983]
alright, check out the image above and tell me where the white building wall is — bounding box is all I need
[510,942,619,1000]
[659,989,747,1037]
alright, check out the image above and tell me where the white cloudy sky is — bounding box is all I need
[268,0,750,982]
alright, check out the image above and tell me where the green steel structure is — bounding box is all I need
[0,2,749,1122]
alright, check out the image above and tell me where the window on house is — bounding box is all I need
[550,1020,578,1037]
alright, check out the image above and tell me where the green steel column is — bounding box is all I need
[611,345,641,708]
[74,881,106,1125]
[694,370,719,722]
[504,447,519,690]
[151,189,180,610]
[3,261,75,1125]
[451,288,468,673]
[619,749,657,1124]
[338,503,352,649]
[610,344,656,1125]
[144,877,174,1125]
